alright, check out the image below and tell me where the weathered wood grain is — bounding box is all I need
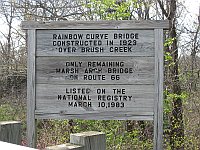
[35,111,153,120]
[27,30,36,148]
[153,29,164,150]
[36,56,154,84]
[36,30,154,56]
[70,131,106,150]
[0,121,21,145]
[21,20,169,29]
[35,84,155,120]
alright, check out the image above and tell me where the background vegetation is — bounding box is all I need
[0,0,199,149]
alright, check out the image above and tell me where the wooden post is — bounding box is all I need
[27,29,36,148]
[70,131,106,150]
[153,29,164,150]
[0,121,21,145]
[45,143,84,150]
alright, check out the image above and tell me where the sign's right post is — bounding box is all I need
[154,29,164,150]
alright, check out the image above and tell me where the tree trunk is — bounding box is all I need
[157,0,184,149]
[168,0,184,149]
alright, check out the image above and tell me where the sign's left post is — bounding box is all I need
[27,29,36,148]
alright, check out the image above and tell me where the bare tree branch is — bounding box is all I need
[157,0,170,19]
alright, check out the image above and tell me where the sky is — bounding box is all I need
[182,0,199,23]
[184,0,199,16]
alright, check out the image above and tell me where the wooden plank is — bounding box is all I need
[36,84,155,109]
[0,121,21,145]
[153,29,164,150]
[70,131,106,150]
[35,84,154,120]
[45,143,84,150]
[21,20,169,30]
[27,29,36,148]
[36,29,154,57]
[35,112,153,120]
[36,56,154,84]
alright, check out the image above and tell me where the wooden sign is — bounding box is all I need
[22,20,168,149]
[36,29,155,119]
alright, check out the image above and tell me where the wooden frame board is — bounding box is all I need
[23,20,168,149]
